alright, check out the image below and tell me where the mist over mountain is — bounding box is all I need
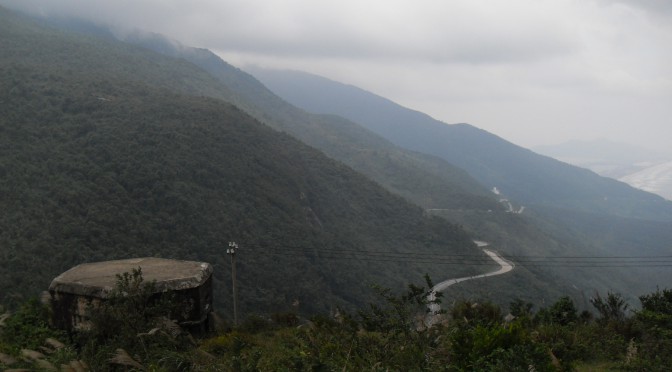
[534,140,672,201]
[2,5,672,317]
[247,66,672,300]
[533,139,668,177]
[113,28,501,214]
[249,67,672,222]
[620,162,672,201]
[114,29,672,299]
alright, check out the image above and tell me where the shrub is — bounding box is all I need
[0,298,65,351]
[77,268,194,371]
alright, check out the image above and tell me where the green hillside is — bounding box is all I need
[0,7,483,315]
[120,31,500,213]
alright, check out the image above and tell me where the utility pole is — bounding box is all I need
[227,241,238,326]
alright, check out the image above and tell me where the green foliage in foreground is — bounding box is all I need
[3,277,672,371]
[77,268,197,371]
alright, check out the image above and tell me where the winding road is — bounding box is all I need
[426,241,514,322]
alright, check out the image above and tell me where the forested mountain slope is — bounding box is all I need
[118,31,500,212]
[0,7,483,315]
[250,68,672,222]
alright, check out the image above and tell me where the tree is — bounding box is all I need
[509,298,534,318]
[537,296,578,326]
[451,300,503,327]
[629,288,672,369]
[639,288,672,316]
[590,291,629,323]
[357,274,440,334]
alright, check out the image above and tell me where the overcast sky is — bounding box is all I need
[4,0,672,154]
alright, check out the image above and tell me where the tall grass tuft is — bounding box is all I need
[108,348,144,370]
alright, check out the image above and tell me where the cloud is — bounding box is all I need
[192,0,579,65]
[1,0,671,153]
[600,0,672,16]
[3,0,577,64]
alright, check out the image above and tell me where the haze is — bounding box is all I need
[5,0,671,154]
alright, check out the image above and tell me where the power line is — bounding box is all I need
[232,242,672,268]
[243,241,672,260]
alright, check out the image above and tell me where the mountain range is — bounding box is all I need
[246,67,672,301]
[2,5,672,315]
[249,68,672,221]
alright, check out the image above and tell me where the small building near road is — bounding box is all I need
[49,257,213,333]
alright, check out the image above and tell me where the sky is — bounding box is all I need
[4,0,672,155]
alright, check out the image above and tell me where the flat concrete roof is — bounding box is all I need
[49,257,213,298]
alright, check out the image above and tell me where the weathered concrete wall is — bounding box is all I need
[49,257,213,333]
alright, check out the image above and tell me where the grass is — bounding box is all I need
[575,360,622,371]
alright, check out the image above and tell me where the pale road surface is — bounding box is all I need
[426,241,514,319]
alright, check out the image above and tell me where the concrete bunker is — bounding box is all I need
[49,257,213,333]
